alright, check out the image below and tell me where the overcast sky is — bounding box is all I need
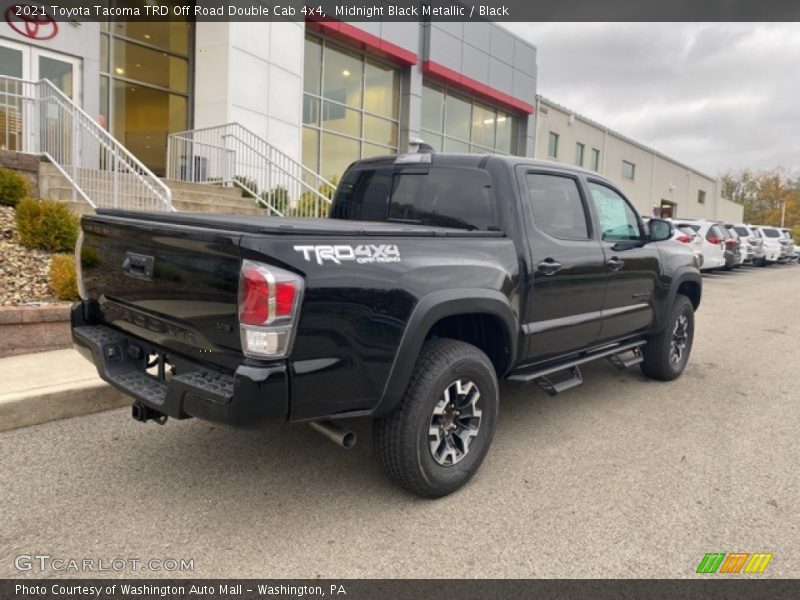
[503,23,800,176]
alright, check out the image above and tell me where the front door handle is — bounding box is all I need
[607,257,624,272]
[536,258,563,275]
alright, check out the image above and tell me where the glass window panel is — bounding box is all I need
[525,174,589,240]
[587,182,642,241]
[304,35,322,95]
[99,76,109,130]
[421,132,443,152]
[111,21,190,55]
[100,34,109,73]
[471,103,496,149]
[302,127,319,174]
[322,44,363,108]
[444,93,471,141]
[322,100,361,137]
[591,148,600,171]
[495,113,515,153]
[113,81,187,177]
[444,137,469,153]
[0,46,23,78]
[422,84,444,132]
[622,160,635,180]
[39,57,74,99]
[363,115,397,147]
[362,143,395,159]
[364,59,399,118]
[321,132,360,182]
[303,95,319,126]
[548,132,559,158]
[112,40,188,93]
[575,142,585,166]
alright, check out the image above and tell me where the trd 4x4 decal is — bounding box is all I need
[293,244,401,265]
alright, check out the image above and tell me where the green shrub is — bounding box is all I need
[15,198,79,252]
[233,175,259,199]
[0,166,31,207]
[260,185,289,215]
[49,254,79,301]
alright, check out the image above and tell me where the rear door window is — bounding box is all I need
[524,173,590,240]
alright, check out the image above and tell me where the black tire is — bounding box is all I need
[640,295,695,381]
[373,339,499,498]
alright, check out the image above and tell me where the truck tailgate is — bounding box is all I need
[80,213,244,371]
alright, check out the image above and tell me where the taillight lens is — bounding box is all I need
[240,267,269,325]
[706,235,720,245]
[238,260,304,358]
[749,239,759,246]
[725,239,737,249]
[676,235,691,243]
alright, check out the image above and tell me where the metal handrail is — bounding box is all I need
[167,122,335,217]
[0,74,173,212]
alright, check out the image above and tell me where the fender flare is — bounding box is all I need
[654,268,702,332]
[371,289,518,417]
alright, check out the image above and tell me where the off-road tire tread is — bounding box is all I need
[640,294,693,381]
[373,339,496,497]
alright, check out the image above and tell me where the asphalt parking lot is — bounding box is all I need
[1,264,799,579]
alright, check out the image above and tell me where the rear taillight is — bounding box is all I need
[676,235,691,243]
[706,235,721,245]
[238,260,304,358]
[724,239,737,249]
[749,239,760,246]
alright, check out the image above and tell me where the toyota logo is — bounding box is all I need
[4,4,59,40]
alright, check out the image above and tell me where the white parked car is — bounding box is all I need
[670,222,705,268]
[755,226,789,263]
[728,223,766,266]
[778,228,797,262]
[674,219,726,271]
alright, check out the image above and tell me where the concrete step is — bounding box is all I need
[172,199,269,215]
[162,179,246,199]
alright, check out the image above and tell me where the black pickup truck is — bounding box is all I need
[72,152,701,497]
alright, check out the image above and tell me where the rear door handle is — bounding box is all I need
[607,257,624,271]
[536,259,562,275]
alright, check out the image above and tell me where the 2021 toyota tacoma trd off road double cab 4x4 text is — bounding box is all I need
[72,152,701,497]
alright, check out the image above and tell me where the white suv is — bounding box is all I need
[675,219,726,271]
[779,228,797,262]
[728,223,766,266]
[756,226,789,263]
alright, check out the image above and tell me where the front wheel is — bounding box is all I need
[640,295,695,381]
[373,339,499,498]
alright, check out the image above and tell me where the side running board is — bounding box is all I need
[508,339,646,396]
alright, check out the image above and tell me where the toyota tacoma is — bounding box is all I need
[72,152,701,497]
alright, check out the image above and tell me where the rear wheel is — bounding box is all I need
[373,339,498,498]
[640,295,695,381]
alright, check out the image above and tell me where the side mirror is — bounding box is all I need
[648,218,673,243]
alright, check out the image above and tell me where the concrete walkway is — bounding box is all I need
[0,348,128,432]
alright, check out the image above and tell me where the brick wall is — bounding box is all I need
[0,304,72,358]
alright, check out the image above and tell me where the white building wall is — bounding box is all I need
[194,20,305,163]
[536,97,743,223]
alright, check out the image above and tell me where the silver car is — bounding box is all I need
[727,223,766,266]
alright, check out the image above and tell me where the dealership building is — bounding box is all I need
[0,14,742,221]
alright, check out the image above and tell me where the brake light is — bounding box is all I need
[706,235,721,245]
[240,267,269,325]
[725,239,737,249]
[676,235,691,243]
[238,260,304,358]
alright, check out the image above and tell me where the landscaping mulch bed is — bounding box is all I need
[0,205,57,306]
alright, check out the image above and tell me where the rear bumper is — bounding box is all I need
[71,303,288,427]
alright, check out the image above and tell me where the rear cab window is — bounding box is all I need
[331,164,499,231]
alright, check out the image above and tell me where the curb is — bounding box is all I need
[0,380,130,433]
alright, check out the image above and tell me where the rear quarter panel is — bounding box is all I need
[238,234,520,421]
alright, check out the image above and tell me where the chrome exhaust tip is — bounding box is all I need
[310,420,356,449]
